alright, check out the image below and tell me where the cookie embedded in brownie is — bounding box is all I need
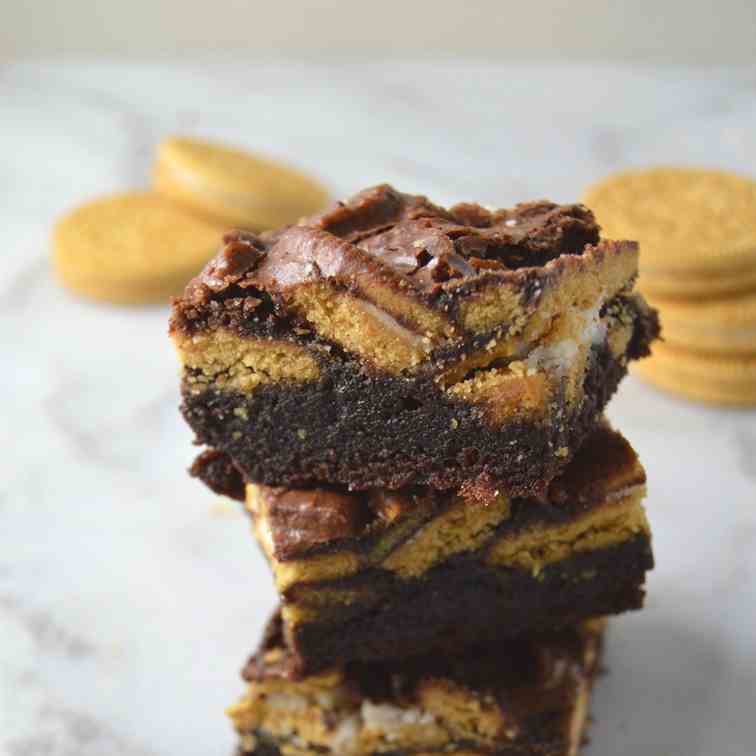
[171,184,658,497]
[228,613,606,756]
[215,422,652,676]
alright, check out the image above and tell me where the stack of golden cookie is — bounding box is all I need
[585,167,756,406]
[53,138,329,305]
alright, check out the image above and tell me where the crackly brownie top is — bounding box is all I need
[179,183,601,307]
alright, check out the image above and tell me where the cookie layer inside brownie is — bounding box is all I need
[228,615,605,756]
[214,423,652,675]
[172,184,658,495]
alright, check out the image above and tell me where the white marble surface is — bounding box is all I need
[2,60,756,756]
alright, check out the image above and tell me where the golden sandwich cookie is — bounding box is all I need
[153,136,329,230]
[584,167,756,299]
[53,192,226,305]
[650,288,756,355]
[633,341,756,407]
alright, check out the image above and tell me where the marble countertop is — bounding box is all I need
[2,60,755,756]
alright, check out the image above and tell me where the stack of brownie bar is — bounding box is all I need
[170,184,659,756]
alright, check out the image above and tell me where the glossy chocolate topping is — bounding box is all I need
[255,486,441,561]
[182,184,601,305]
[258,487,374,561]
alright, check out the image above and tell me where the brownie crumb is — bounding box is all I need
[190,449,245,501]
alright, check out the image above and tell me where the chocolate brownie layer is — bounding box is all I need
[171,184,658,495]
[184,342,628,496]
[285,537,648,676]
[229,423,652,675]
[229,616,605,756]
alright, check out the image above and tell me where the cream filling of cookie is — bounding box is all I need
[639,265,756,299]
[229,691,459,753]
[525,337,580,373]
[443,298,634,425]
[157,154,310,216]
[158,157,252,209]
[646,289,756,355]
[174,292,635,447]
[442,292,621,403]
[525,298,605,371]
[459,238,638,334]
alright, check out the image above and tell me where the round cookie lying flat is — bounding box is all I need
[649,288,756,355]
[633,341,756,407]
[53,192,226,305]
[583,167,756,299]
[154,136,330,230]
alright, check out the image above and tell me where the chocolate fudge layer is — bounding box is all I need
[228,614,605,756]
[195,423,652,676]
[172,184,658,497]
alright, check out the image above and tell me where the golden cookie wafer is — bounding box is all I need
[638,265,756,300]
[153,136,329,230]
[584,167,756,299]
[53,192,226,305]
[633,341,756,406]
[648,288,756,355]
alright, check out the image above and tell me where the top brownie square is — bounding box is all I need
[171,184,658,497]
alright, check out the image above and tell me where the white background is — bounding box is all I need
[2,3,756,753]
